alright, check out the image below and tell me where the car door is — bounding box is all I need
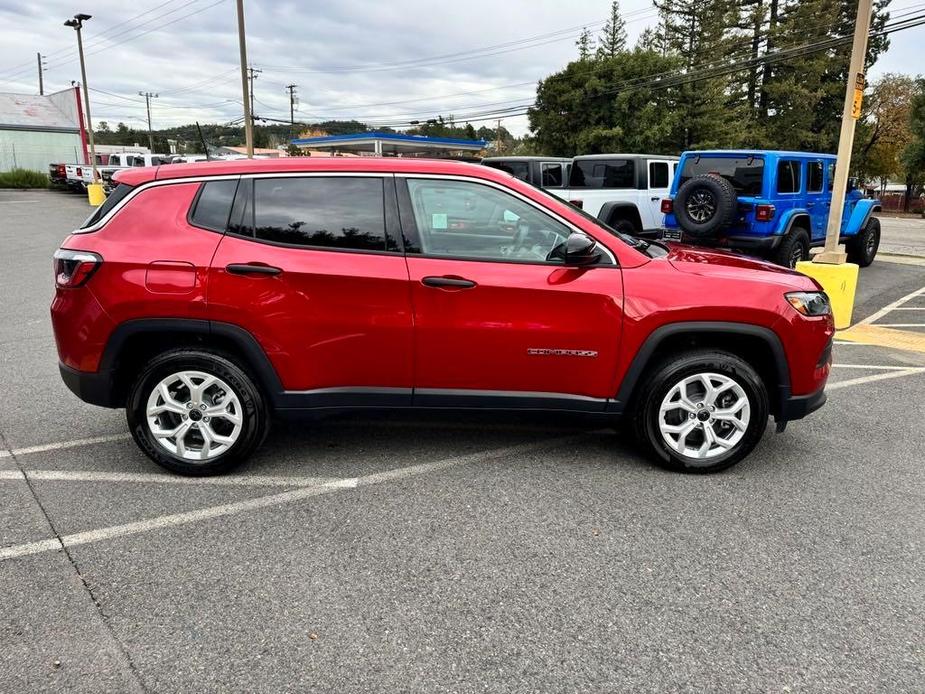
[208,174,414,405]
[805,159,827,241]
[397,175,624,409]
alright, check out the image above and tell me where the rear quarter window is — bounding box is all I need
[484,161,530,181]
[81,183,133,228]
[569,159,634,189]
[189,179,239,232]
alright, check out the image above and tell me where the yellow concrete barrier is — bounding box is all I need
[87,183,106,206]
[796,260,859,329]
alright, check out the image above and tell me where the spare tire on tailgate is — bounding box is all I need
[674,174,737,237]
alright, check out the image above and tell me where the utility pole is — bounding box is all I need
[285,84,297,138]
[495,119,503,154]
[37,53,45,95]
[64,14,98,186]
[247,66,262,125]
[139,91,158,152]
[816,0,872,265]
[235,0,254,158]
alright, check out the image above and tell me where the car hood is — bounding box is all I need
[663,243,819,290]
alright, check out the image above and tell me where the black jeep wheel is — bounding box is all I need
[673,174,738,238]
[772,227,810,268]
[846,217,880,267]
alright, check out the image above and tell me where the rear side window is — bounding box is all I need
[808,162,824,193]
[777,160,801,194]
[827,162,836,191]
[484,161,530,181]
[252,177,387,251]
[678,156,764,196]
[569,159,634,188]
[541,163,563,187]
[81,183,133,228]
[190,179,239,232]
[649,162,670,188]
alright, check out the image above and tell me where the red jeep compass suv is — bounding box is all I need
[51,158,833,475]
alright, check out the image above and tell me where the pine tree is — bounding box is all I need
[575,27,595,60]
[651,0,748,150]
[597,1,628,58]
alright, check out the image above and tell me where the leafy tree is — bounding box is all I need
[597,1,627,58]
[528,50,686,155]
[901,79,925,212]
[575,27,595,60]
[852,74,918,186]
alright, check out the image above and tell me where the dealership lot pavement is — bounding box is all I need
[1,189,923,692]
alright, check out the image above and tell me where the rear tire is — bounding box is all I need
[772,227,810,268]
[611,218,639,236]
[846,217,880,267]
[126,349,269,476]
[632,350,769,473]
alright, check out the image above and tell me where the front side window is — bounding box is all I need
[569,159,634,189]
[404,178,572,263]
[808,162,824,193]
[251,177,387,251]
[541,163,564,188]
[777,160,801,194]
[190,179,238,232]
[649,162,670,188]
[678,155,764,196]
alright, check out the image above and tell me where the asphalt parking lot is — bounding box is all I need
[1,189,924,693]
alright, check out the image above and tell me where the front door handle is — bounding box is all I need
[226,263,282,276]
[421,275,477,289]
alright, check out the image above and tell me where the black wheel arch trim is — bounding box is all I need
[781,212,812,236]
[607,321,793,419]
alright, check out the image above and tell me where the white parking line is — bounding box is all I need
[872,324,925,328]
[827,368,925,390]
[0,469,338,487]
[0,433,132,459]
[858,285,925,326]
[0,436,579,562]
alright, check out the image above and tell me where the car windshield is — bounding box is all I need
[678,155,765,196]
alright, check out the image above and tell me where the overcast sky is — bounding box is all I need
[0,0,921,137]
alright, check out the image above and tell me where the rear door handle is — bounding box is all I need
[226,263,282,276]
[421,276,477,289]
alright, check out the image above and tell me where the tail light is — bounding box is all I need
[75,167,82,177]
[755,204,776,222]
[54,249,102,288]
[570,199,583,209]
[56,164,66,176]
[660,199,673,214]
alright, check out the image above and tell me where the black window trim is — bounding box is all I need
[187,177,241,233]
[223,173,404,257]
[394,173,618,268]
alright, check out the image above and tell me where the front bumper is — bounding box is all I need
[59,362,120,408]
[777,385,827,422]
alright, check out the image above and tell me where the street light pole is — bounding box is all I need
[64,14,98,184]
[139,91,158,152]
[815,0,873,264]
[235,0,254,159]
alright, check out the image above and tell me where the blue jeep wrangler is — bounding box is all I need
[662,150,882,268]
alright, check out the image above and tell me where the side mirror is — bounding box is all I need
[549,232,602,266]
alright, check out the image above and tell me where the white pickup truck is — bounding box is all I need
[560,154,679,239]
[99,152,172,192]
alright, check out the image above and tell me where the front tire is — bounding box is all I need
[126,349,269,475]
[632,350,769,473]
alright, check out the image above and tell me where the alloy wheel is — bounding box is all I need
[658,372,750,460]
[686,190,716,223]
[146,370,243,461]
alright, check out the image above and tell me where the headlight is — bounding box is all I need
[785,291,831,317]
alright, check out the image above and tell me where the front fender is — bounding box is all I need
[842,199,881,237]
